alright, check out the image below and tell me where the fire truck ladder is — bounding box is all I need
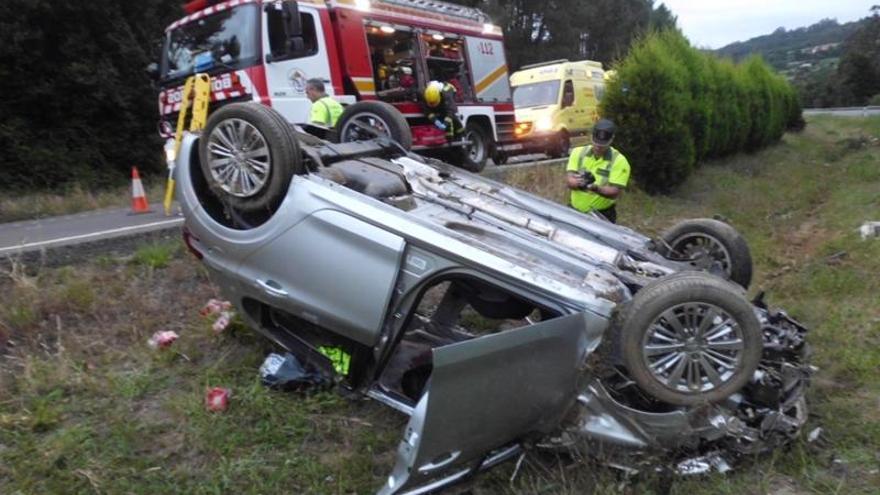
[164,73,211,216]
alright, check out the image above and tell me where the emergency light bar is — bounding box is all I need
[183,0,223,14]
[380,0,489,23]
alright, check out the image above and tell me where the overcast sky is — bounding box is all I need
[661,0,875,49]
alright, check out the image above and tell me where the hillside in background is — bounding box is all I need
[717,11,880,108]
[716,18,866,75]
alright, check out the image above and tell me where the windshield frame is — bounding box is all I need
[159,3,262,84]
[512,80,562,109]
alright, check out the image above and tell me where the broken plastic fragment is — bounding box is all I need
[859,222,880,240]
[212,311,233,334]
[148,331,179,349]
[676,452,732,475]
[205,387,230,412]
[200,298,232,317]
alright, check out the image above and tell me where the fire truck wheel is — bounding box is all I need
[454,123,490,173]
[337,101,413,150]
[199,103,302,213]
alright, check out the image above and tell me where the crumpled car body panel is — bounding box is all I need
[174,133,812,494]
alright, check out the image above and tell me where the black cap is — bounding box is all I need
[592,119,616,146]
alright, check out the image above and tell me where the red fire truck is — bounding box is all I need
[152,0,517,171]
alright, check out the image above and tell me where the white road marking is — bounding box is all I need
[0,218,184,256]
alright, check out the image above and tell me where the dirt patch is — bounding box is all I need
[782,218,831,261]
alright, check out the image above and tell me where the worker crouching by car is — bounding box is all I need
[423,81,463,141]
[566,119,631,223]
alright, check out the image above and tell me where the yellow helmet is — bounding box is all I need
[424,81,443,107]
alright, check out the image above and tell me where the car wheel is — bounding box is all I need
[337,101,413,150]
[659,218,753,289]
[547,131,570,159]
[199,102,303,213]
[616,272,762,406]
[452,123,490,173]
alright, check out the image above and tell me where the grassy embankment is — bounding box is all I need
[0,180,165,225]
[1,116,878,494]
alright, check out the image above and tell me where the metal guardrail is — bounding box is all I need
[803,106,880,116]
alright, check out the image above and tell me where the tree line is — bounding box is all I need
[793,9,880,108]
[0,0,182,190]
[602,31,804,194]
[449,0,678,68]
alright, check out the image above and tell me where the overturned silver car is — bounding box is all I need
[175,102,811,494]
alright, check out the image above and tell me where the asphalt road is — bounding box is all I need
[804,106,880,117]
[0,207,184,258]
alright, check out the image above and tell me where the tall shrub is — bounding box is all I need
[601,32,695,194]
[601,30,802,194]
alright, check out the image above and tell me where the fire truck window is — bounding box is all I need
[562,80,575,108]
[367,26,418,102]
[268,11,318,59]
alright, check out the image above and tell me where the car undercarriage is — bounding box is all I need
[175,102,813,494]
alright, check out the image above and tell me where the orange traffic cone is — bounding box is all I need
[130,167,152,214]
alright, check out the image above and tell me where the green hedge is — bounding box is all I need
[601,30,803,194]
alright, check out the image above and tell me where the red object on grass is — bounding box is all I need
[205,387,230,412]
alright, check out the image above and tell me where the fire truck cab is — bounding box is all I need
[154,0,516,171]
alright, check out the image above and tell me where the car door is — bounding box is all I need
[262,2,333,123]
[380,310,600,494]
[237,208,405,347]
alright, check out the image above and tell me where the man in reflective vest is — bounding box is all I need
[423,80,463,141]
[565,119,631,223]
[306,78,344,127]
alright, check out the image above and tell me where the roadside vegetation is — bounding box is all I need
[0,181,164,225]
[1,116,879,494]
[602,30,803,194]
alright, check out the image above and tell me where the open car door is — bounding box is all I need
[380,312,600,494]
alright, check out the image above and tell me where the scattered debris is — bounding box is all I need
[824,251,848,265]
[807,427,823,443]
[148,331,179,350]
[205,387,230,412]
[259,353,330,391]
[200,299,235,334]
[859,222,880,240]
[675,452,732,475]
[211,311,233,334]
[200,298,232,317]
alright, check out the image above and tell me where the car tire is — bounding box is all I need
[547,130,570,159]
[615,272,762,406]
[659,218,753,289]
[336,101,413,150]
[199,102,303,213]
[453,122,491,173]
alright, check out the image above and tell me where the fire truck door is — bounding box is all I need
[262,3,334,124]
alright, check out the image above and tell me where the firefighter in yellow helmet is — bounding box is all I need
[422,80,463,141]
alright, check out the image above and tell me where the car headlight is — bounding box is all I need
[536,116,554,132]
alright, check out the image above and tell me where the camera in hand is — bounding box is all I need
[577,170,596,190]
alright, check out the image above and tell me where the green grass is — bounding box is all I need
[1,116,879,494]
[0,179,165,224]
